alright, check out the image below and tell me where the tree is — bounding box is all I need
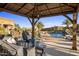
[36,22,44,30]
[63,19,73,34]
[54,26,58,31]
[0,26,5,35]
[63,19,72,29]
[14,24,21,31]
[36,22,44,38]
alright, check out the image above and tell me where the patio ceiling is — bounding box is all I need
[0,3,78,18]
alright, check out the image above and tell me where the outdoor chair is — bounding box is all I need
[35,41,46,56]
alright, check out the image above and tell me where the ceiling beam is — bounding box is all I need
[25,7,34,15]
[38,10,73,19]
[36,3,46,6]
[15,3,26,12]
[0,7,28,18]
[24,10,73,18]
[25,5,65,16]
[45,4,51,16]
[27,17,32,25]
[39,5,66,12]
[62,3,75,10]
[34,18,40,24]
[1,3,7,8]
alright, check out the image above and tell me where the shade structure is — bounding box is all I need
[0,3,78,51]
[0,3,78,18]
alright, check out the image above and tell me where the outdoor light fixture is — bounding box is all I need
[37,14,39,18]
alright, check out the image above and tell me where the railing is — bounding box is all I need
[0,40,17,56]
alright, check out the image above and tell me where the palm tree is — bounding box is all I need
[63,19,72,29]
[63,19,73,34]
[36,22,44,38]
[36,22,44,30]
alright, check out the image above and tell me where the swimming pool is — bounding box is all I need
[49,31,65,38]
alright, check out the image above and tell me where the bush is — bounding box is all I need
[0,27,5,35]
[0,26,10,35]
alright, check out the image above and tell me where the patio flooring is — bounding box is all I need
[43,39,79,56]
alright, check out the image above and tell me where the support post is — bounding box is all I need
[26,18,36,56]
[62,11,78,50]
[72,11,78,50]
[31,18,40,44]
[31,18,35,47]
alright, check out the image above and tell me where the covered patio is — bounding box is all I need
[0,3,79,55]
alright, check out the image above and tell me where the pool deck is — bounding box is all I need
[39,32,79,56]
[44,40,79,56]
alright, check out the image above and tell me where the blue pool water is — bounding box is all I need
[49,31,65,38]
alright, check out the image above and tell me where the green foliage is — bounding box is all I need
[63,19,73,34]
[14,24,22,31]
[0,26,5,30]
[53,26,58,31]
[36,22,44,38]
[0,27,5,35]
[63,19,72,26]
[63,27,66,30]
[42,26,65,31]
[36,22,44,30]
[63,19,72,29]
[0,27,9,35]
[53,26,65,31]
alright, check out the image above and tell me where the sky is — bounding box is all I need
[0,11,79,28]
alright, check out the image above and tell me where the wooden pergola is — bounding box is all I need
[0,3,79,50]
